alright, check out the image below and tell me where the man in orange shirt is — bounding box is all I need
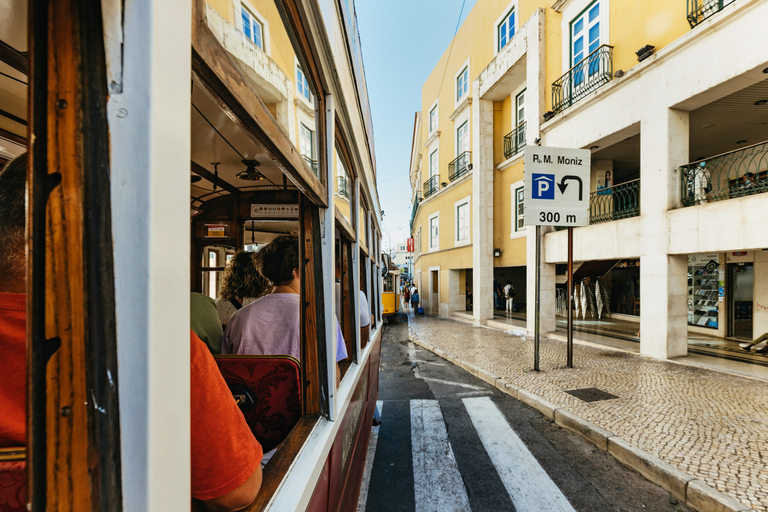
[0,154,263,510]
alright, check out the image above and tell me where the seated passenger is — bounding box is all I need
[221,235,348,378]
[0,155,262,511]
[216,250,269,328]
[0,155,26,450]
[191,292,224,353]
[190,330,263,511]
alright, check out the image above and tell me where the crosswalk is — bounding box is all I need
[359,397,576,512]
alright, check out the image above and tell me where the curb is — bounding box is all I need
[407,331,755,512]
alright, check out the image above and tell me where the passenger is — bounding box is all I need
[0,155,261,510]
[191,292,224,353]
[0,154,27,450]
[411,288,420,313]
[221,235,348,383]
[190,330,263,511]
[216,250,270,328]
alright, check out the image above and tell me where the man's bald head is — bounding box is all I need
[0,153,27,292]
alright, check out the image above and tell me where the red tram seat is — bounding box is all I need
[0,448,26,512]
[213,355,301,452]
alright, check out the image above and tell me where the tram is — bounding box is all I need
[0,0,382,511]
[381,254,400,317]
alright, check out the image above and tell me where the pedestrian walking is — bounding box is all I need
[411,288,420,313]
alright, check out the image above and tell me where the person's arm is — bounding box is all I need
[203,465,263,512]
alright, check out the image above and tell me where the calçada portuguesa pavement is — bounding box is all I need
[406,312,768,512]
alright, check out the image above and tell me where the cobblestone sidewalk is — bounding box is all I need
[408,314,768,512]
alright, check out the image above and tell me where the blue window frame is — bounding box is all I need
[297,65,311,101]
[456,66,468,102]
[241,7,263,50]
[571,1,601,86]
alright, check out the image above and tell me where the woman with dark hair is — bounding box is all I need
[216,250,270,328]
[222,235,348,382]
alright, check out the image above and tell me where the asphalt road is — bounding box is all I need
[358,313,692,512]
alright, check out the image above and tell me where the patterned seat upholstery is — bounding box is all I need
[0,448,26,512]
[214,355,301,452]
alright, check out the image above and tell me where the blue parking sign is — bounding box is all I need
[532,174,555,200]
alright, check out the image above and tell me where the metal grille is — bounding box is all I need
[503,122,526,160]
[590,179,641,224]
[565,388,618,402]
[680,140,768,207]
[448,151,472,182]
[336,175,350,199]
[423,174,439,198]
[687,0,735,28]
[302,155,318,176]
[552,45,613,114]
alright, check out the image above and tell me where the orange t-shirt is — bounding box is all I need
[0,292,26,449]
[190,331,263,501]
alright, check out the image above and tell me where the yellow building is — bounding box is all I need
[410,0,768,360]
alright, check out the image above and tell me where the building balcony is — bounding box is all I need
[552,45,613,115]
[302,155,318,176]
[687,0,735,28]
[410,196,421,231]
[503,122,526,160]
[680,140,768,207]
[423,175,439,199]
[337,174,350,199]
[590,179,641,224]
[448,151,472,182]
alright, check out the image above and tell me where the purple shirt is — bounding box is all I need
[221,293,348,362]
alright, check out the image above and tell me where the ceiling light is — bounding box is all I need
[736,140,747,144]
[755,100,768,106]
[237,159,265,181]
[590,145,599,150]
[191,174,202,183]
[701,123,713,129]
[763,67,768,73]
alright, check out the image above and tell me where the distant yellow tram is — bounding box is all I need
[382,254,400,317]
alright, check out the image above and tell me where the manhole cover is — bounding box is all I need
[565,387,618,402]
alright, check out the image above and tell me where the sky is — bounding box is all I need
[355,0,478,253]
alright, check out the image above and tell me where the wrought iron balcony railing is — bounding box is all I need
[410,196,421,231]
[687,0,735,28]
[448,151,472,182]
[590,179,641,224]
[680,140,768,207]
[302,155,318,175]
[503,122,526,159]
[423,175,439,198]
[552,45,613,114]
[336,174,350,199]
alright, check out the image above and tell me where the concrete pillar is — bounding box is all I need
[753,251,768,337]
[639,108,689,358]
[447,269,464,316]
[472,90,495,325]
[527,227,557,335]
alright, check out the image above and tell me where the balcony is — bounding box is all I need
[410,197,421,231]
[448,151,472,182]
[590,179,641,224]
[687,0,735,28]
[302,155,318,176]
[423,175,439,199]
[337,174,350,199]
[503,122,526,160]
[552,45,613,115]
[680,140,768,207]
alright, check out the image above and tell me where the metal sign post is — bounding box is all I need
[524,146,590,371]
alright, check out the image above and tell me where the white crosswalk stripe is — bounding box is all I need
[463,396,577,512]
[410,399,471,512]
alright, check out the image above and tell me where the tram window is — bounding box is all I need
[207,250,219,299]
[383,274,394,292]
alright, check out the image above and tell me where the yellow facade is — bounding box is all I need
[411,0,697,316]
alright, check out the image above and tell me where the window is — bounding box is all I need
[417,225,421,256]
[429,149,438,178]
[300,123,314,158]
[296,65,311,101]
[241,7,264,49]
[456,201,469,242]
[429,214,439,250]
[497,8,515,51]
[515,89,525,146]
[429,105,438,133]
[515,186,525,231]
[571,1,600,68]
[456,121,469,155]
[456,66,468,102]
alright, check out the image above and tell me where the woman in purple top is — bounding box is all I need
[222,235,348,385]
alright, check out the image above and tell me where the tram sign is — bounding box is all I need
[524,146,591,227]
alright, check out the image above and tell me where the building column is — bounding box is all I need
[639,108,689,358]
[472,90,494,325]
[526,227,556,335]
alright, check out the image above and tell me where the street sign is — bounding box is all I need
[524,146,591,227]
[407,237,414,252]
